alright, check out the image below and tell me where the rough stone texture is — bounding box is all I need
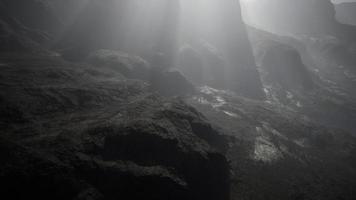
[87,49,151,81]
[0,53,230,200]
[0,0,61,34]
[261,42,314,90]
[188,86,356,200]
[0,0,59,53]
[248,26,356,134]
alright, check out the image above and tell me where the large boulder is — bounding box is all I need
[261,42,314,90]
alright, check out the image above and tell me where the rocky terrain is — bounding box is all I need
[188,86,356,200]
[1,0,356,200]
[0,52,230,200]
[247,26,356,134]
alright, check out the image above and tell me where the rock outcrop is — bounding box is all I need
[87,49,195,96]
[242,0,356,42]
[261,42,314,90]
[0,0,61,34]
[2,1,356,200]
[188,86,356,200]
[247,26,356,134]
[335,2,356,26]
[180,0,265,99]
[87,49,151,81]
[0,53,230,200]
[0,0,62,53]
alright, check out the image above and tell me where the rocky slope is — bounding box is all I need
[1,0,356,200]
[188,86,356,200]
[0,2,232,199]
[247,26,356,134]
[0,52,230,200]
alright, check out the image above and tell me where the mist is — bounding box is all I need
[1,0,356,200]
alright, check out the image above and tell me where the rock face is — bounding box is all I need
[87,49,195,96]
[188,86,356,200]
[87,49,151,81]
[242,0,356,42]
[0,0,61,34]
[2,1,356,200]
[335,2,356,26]
[218,0,265,99]
[247,26,356,134]
[180,0,265,99]
[0,53,230,200]
[261,42,314,90]
[0,0,62,53]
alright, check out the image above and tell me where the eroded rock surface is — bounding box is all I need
[0,53,230,200]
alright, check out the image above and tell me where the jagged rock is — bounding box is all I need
[0,0,57,52]
[87,49,151,81]
[0,0,61,34]
[261,42,314,90]
[0,137,92,200]
[86,50,195,96]
[188,86,356,200]
[0,53,230,200]
[248,26,356,134]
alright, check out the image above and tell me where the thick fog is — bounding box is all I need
[1,0,356,200]
[52,0,263,98]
